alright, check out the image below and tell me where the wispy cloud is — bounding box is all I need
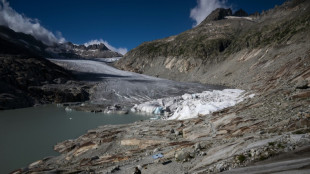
[0,0,65,45]
[190,0,228,27]
[84,39,128,55]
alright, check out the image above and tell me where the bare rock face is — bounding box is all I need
[233,9,248,17]
[203,8,232,22]
[28,83,90,104]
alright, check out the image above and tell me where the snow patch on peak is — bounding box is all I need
[84,39,128,55]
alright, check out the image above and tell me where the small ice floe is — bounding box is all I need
[65,107,73,112]
[94,57,122,63]
[154,107,163,115]
[131,89,254,120]
[69,117,73,120]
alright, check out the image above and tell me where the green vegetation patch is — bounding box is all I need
[237,154,246,163]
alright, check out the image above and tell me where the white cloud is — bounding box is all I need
[84,39,128,55]
[0,0,65,45]
[190,0,228,27]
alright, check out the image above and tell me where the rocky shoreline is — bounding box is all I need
[12,78,310,173]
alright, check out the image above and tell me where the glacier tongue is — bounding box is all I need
[131,89,254,120]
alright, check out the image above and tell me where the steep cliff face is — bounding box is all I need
[116,0,310,91]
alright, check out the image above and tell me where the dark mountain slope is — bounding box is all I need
[0,26,82,110]
[0,26,48,57]
[0,55,73,109]
[0,25,122,59]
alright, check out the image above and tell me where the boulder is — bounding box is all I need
[194,142,201,151]
[175,150,191,162]
[295,80,309,89]
[291,90,310,99]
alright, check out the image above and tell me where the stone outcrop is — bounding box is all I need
[203,8,232,22]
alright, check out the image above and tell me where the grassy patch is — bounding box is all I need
[277,143,285,149]
[259,155,268,161]
[237,155,246,163]
[293,130,304,134]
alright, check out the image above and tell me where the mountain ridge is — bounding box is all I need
[115,0,310,90]
[0,25,123,59]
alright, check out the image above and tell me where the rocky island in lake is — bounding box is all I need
[1,0,310,173]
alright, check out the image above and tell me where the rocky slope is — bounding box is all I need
[0,26,49,57]
[14,91,310,173]
[116,0,310,91]
[0,27,91,110]
[0,54,92,110]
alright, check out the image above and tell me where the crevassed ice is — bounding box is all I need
[132,89,254,120]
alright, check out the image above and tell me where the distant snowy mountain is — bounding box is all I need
[0,25,123,59]
[46,42,123,58]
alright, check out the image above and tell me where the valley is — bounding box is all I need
[1,0,310,173]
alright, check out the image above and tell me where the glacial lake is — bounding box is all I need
[0,105,152,174]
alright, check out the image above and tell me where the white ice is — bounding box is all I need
[49,58,210,105]
[132,89,254,120]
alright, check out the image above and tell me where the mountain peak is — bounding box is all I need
[233,9,248,17]
[202,8,232,23]
[85,43,109,51]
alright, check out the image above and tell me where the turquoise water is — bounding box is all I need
[0,105,151,173]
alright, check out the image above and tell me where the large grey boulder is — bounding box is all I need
[175,150,191,162]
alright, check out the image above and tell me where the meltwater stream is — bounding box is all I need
[0,105,152,173]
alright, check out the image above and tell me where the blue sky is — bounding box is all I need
[5,0,286,52]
